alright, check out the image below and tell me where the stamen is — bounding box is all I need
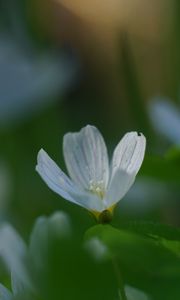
[89,179,105,198]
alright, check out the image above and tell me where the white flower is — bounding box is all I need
[36,125,146,220]
[0,211,71,299]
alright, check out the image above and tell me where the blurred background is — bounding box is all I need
[0,0,180,299]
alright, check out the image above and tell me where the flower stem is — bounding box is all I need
[112,258,128,300]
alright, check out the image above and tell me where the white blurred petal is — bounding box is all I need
[85,238,108,261]
[29,212,71,270]
[36,149,103,211]
[63,125,109,190]
[0,225,32,293]
[111,132,146,179]
[149,98,180,144]
[48,211,72,237]
[0,284,12,300]
[11,270,27,296]
[125,285,151,300]
[29,216,49,270]
[0,224,27,267]
[104,169,135,207]
[0,34,77,126]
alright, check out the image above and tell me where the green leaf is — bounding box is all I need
[141,155,180,182]
[85,224,180,277]
[119,221,180,258]
[141,147,180,182]
[119,221,180,241]
[165,146,180,162]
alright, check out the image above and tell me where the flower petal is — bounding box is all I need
[125,285,151,300]
[63,125,109,190]
[104,169,135,207]
[104,132,146,208]
[0,224,33,294]
[71,190,104,212]
[0,284,13,300]
[11,270,30,296]
[111,132,146,178]
[36,149,104,212]
[36,149,77,201]
[29,211,72,275]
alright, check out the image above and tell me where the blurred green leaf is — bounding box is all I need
[141,153,180,182]
[119,221,180,258]
[119,221,180,241]
[85,224,180,277]
[165,146,180,162]
[85,224,180,299]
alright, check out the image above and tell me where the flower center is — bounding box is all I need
[89,180,105,198]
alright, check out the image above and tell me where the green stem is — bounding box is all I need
[112,258,128,300]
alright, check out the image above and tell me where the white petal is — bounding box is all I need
[63,125,109,190]
[70,190,104,212]
[149,98,180,144]
[48,211,72,238]
[105,132,146,207]
[85,238,109,262]
[0,224,27,272]
[104,169,135,207]
[36,149,104,212]
[0,284,12,300]
[11,270,28,296]
[111,132,146,178]
[36,149,77,201]
[29,216,49,270]
[0,225,32,293]
[29,212,72,270]
[125,285,151,300]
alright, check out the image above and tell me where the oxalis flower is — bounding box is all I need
[36,125,146,222]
